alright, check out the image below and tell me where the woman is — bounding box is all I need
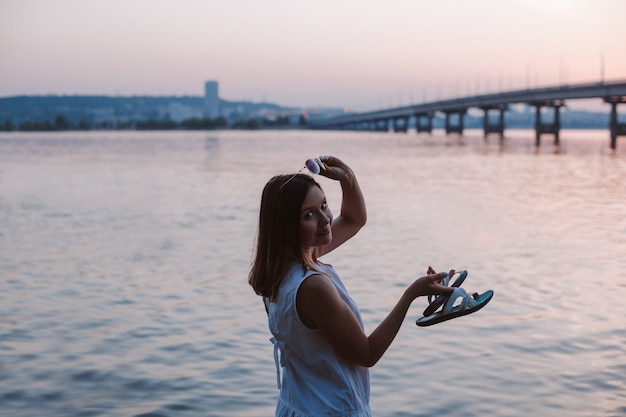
[248,155,453,416]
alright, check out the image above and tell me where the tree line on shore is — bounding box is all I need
[0,114,307,132]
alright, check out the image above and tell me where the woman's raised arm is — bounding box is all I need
[316,156,367,257]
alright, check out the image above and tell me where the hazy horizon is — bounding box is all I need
[1,0,625,112]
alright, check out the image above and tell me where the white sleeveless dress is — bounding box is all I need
[265,262,371,417]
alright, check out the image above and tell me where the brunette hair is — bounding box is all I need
[248,173,322,301]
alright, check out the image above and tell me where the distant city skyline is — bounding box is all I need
[1,0,625,112]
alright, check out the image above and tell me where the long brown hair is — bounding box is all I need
[248,173,322,301]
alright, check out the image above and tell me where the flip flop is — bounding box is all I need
[416,287,494,327]
[423,270,468,317]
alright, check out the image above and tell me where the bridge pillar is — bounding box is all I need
[415,112,433,134]
[444,109,466,135]
[604,96,626,150]
[375,119,390,132]
[481,105,508,138]
[531,100,564,146]
[393,117,408,133]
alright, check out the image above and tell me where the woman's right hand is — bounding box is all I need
[408,272,453,298]
[427,265,455,277]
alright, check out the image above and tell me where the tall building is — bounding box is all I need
[204,81,220,119]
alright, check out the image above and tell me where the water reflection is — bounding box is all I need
[0,129,625,417]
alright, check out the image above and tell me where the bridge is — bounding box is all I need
[309,80,626,149]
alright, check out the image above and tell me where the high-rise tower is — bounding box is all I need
[204,81,220,119]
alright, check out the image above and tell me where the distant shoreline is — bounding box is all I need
[0,94,618,132]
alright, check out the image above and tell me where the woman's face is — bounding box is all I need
[299,185,333,252]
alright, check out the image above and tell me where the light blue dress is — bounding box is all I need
[265,262,371,417]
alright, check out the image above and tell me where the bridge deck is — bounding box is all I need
[310,80,626,128]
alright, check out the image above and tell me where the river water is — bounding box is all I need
[1,129,625,417]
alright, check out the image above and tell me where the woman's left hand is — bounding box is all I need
[317,155,352,183]
[314,155,366,257]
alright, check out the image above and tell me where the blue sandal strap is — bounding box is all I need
[423,270,468,317]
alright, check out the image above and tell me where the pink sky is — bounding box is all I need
[1,0,624,110]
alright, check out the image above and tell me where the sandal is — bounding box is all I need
[423,270,468,317]
[416,271,493,327]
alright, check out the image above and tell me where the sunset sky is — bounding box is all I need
[1,0,625,110]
